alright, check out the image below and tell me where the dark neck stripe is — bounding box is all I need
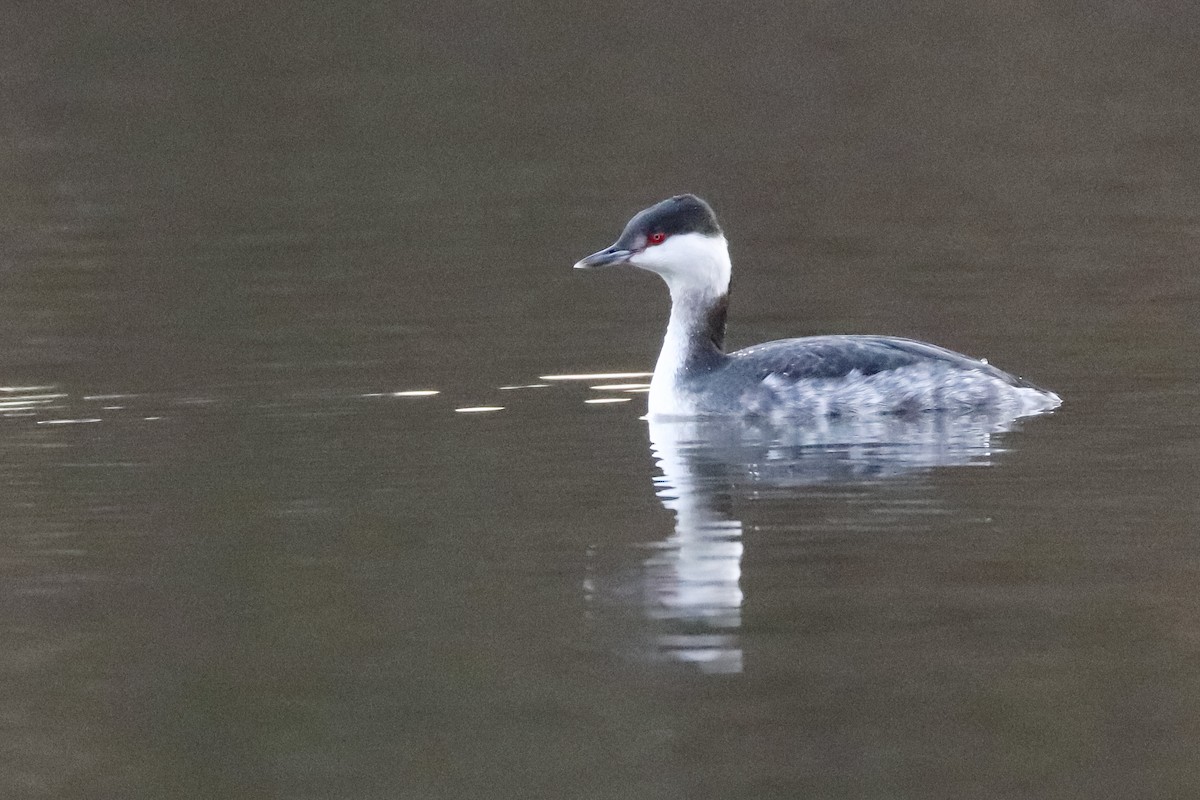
[682,292,729,372]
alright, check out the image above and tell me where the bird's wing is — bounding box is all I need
[729,335,1034,387]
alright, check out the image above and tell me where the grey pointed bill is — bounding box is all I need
[573,245,634,270]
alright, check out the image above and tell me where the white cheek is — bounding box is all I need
[628,233,732,296]
[629,236,698,273]
[630,248,670,271]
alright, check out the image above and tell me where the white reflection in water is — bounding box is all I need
[359,390,440,398]
[0,389,68,416]
[540,371,653,381]
[638,408,1045,674]
[647,418,746,673]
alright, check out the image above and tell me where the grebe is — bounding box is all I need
[573,194,1061,419]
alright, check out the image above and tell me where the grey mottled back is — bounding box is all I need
[674,335,1057,417]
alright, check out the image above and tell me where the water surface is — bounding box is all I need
[3,2,1200,798]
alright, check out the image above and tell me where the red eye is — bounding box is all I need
[647,232,666,245]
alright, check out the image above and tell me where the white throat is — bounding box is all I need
[629,233,732,417]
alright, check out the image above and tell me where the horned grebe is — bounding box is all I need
[573,194,1061,419]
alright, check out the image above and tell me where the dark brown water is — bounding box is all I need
[3,2,1200,798]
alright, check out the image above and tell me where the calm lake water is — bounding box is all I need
[4,3,1200,798]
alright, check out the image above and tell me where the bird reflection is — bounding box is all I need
[635,409,1044,673]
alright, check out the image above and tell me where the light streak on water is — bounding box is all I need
[539,371,652,381]
[360,390,440,398]
[588,383,651,391]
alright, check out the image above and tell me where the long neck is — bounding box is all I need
[659,286,728,371]
[648,237,732,414]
